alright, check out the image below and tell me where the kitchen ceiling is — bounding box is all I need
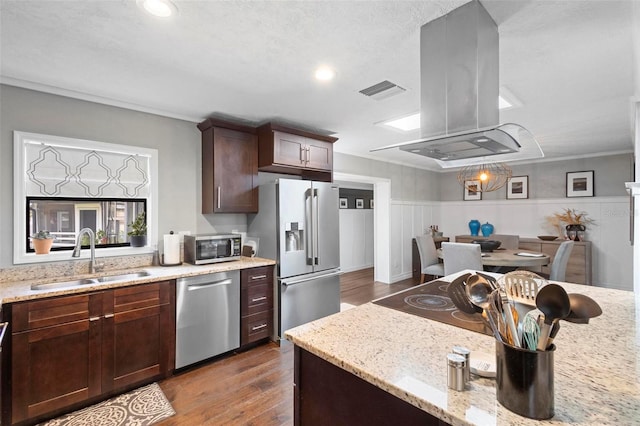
[1,0,636,170]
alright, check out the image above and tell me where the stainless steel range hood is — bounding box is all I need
[373,0,543,167]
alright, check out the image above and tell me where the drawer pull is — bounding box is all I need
[89,316,100,322]
[251,296,267,303]
[250,274,267,280]
[251,323,268,331]
[104,313,114,319]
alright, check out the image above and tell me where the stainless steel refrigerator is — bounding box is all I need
[248,178,340,340]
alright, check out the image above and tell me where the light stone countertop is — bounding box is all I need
[285,271,640,426]
[0,257,275,304]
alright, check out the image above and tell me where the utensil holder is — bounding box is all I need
[495,341,555,420]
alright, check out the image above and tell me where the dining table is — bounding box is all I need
[437,247,550,270]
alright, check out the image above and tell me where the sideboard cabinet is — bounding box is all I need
[454,235,592,285]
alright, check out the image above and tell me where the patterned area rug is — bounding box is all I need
[40,383,175,426]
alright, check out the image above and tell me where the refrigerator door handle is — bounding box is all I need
[281,269,341,287]
[305,188,314,265]
[313,188,319,265]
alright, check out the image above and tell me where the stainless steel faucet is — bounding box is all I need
[72,228,105,274]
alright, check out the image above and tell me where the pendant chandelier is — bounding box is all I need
[457,162,513,192]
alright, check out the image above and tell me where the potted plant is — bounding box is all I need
[31,230,55,254]
[546,208,595,241]
[127,212,147,247]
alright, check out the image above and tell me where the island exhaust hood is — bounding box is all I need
[373,0,542,167]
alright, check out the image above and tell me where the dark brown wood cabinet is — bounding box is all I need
[294,346,448,425]
[198,118,259,214]
[240,265,274,347]
[7,281,175,425]
[257,123,337,182]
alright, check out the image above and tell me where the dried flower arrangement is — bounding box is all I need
[545,208,595,237]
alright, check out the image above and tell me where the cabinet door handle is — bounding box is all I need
[89,316,100,322]
[306,147,310,165]
[217,186,221,209]
[251,296,267,303]
[104,313,114,319]
[251,323,268,331]
[250,274,267,280]
[299,146,305,164]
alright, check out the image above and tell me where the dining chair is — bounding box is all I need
[491,234,519,250]
[441,242,483,276]
[415,235,445,283]
[548,240,574,281]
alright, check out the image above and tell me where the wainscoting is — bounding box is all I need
[389,196,632,290]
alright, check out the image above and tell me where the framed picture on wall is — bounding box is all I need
[339,198,348,209]
[356,198,364,209]
[506,175,528,199]
[463,180,482,201]
[566,170,594,197]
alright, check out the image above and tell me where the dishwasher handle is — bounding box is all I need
[187,278,233,291]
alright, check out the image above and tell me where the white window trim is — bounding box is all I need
[13,131,159,265]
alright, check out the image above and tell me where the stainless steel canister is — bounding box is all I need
[452,346,471,383]
[447,353,466,391]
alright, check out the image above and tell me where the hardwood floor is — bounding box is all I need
[157,268,417,425]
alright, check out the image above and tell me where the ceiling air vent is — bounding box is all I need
[359,80,406,100]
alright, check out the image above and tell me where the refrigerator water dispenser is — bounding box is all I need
[285,222,303,252]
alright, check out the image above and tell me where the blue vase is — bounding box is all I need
[481,222,494,237]
[468,220,481,236]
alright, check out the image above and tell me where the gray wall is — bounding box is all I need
[438,155,633,201]
[0,84,244,267]
[334,152,441,201]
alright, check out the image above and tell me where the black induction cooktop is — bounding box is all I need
[373,279,491,336]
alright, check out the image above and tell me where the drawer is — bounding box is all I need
[241,266,272,289]
[11,294,102,332]
[241,282,272,316]
[241,310,272,345]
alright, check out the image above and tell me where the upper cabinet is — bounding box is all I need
[257,123,338,182]
[198,118,259,214]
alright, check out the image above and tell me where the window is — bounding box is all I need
[26,197,146,252]
[14,131,158,264]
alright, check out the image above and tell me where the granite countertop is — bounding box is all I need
[285,272,640,425]
[0,257,275,304]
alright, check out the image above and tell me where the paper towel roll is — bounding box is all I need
[163,233,181,265]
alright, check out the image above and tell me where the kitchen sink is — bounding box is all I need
[31,271,152,291]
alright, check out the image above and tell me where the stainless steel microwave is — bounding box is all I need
[184,234,242,265]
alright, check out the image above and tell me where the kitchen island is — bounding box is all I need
[285,272,640,425]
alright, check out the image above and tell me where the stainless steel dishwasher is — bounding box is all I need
[175,271,240,369]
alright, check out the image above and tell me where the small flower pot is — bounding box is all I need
[130,235,147,247]
[32,238,54,254]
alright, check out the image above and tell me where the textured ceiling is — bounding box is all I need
[1,0,637,170]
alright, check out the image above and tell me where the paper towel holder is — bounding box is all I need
[160,231,182,267]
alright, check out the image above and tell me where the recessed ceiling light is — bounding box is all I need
[381,112,421,132]
[315,66,336,81]
[137,0,178,18]
[476,137,490,142]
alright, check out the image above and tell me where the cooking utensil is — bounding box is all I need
[497,289,521,347]
[565,293,602,324]
[546,321,560,349]
[522,311,541,351]
[502,271,545,306]
[466,275,503,342]
[447,273,481,314]
[535,284,571,350]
